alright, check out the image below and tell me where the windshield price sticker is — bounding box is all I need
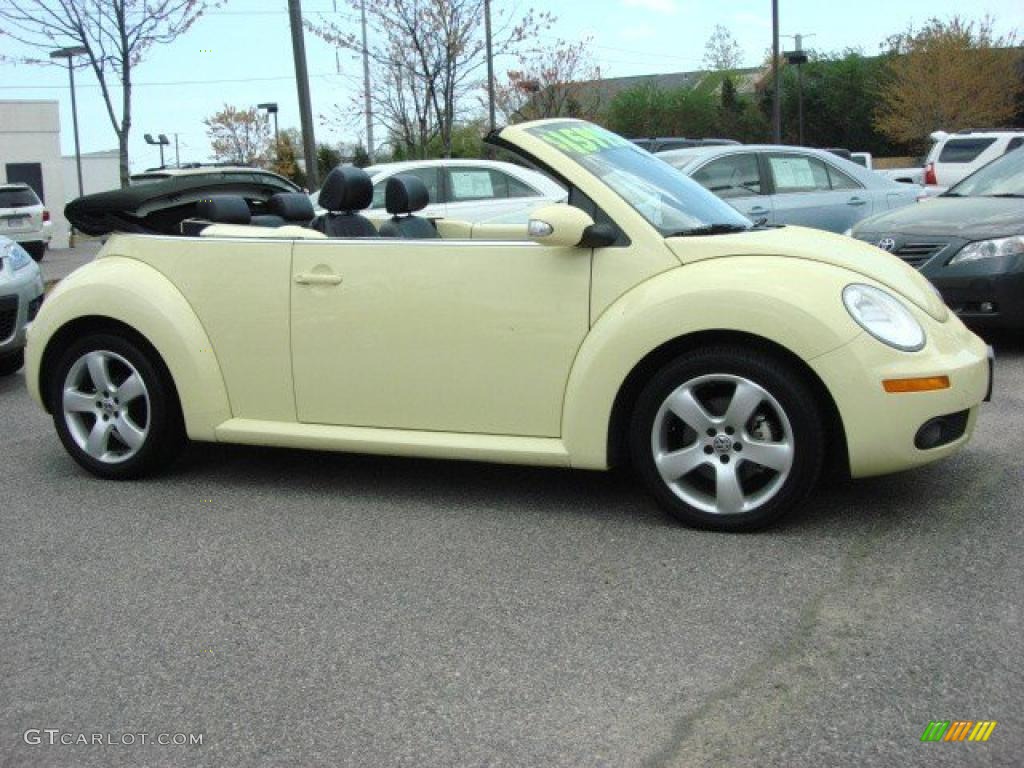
[531,124,632,156]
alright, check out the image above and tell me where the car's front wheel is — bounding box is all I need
[0,349,24,376]
[630,346,825,531]
[50,333,185,479]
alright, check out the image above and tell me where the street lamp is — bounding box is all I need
[144,133,171,167]
[784,38,809,146]
[49,45,88,200]
[257,102,280,159]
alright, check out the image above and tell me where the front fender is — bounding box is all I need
[26,256,231,440]
[562,257,862,469]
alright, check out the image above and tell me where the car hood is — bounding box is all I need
[665,226,948,321]
[853,197,1024,239]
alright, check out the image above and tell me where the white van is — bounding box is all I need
[924,129,1024,188]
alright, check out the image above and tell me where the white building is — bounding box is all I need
[0,100,70,248]
[63,148,120,199]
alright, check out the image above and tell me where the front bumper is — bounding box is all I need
[929,269,1024,330]
[0,264,46,357]
[810,315,990,479]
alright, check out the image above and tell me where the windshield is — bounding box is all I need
[0,187,40,207]
[526,122,751,235]
[946,147,1024,197]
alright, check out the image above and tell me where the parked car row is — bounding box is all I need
[0,236,45,376]
[658,144,920,233]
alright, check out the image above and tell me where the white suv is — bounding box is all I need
[925,130,1024,188]
[0,183,52,261]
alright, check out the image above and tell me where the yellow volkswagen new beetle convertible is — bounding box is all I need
[26,120,992,530]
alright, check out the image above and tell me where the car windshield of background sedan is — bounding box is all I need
[945,148,1024,198]
[527,123,751,236]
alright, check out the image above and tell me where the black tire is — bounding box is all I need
[0,348,24,376]
[629,345,825,532]
[25,242,46,262]
[49,332,186,479]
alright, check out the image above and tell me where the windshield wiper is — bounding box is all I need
[668,223,751,237]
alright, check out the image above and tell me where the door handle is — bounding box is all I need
[294,273,342,286]
[847,197,867,206]
[748,206,767,213]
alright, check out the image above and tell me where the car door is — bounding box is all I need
[290,236,591,437]
[689,152,773,225]
[368,166,446,220]
[765,152,870,233]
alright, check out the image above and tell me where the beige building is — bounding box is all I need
[63,148,120,198]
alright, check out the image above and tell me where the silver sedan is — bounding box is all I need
[659,145,921,233]
[0,236,46,376]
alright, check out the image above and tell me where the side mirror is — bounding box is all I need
[527,204,595,248]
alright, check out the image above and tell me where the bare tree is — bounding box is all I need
[0,1,215,187]
[703,24,743,71]
[309,0,551,158]
[203,105,271,166]
[496,37,602,123]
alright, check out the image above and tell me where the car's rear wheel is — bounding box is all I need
[630,346,825,531]
[50,333,185,479]
[0,349,24,376]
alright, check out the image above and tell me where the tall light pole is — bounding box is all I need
[771,0,781,143]
[144,133,170,167]
[484,0,496,133]
[258,102,280,160]
[784,34,812,146]
[288,0,318,189]
[360,0,374,160]
[49,45,88,199]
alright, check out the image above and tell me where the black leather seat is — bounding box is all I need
[182,195,251,235]
[378,175,439,239]
[251,192,316,228]
[313,166,378,238]
[268,192,315,225]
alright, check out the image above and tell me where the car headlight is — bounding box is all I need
[2,241,32,271]
[949,235,1024,265]
[842,284,925,352]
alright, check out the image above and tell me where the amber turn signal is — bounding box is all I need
[882,376,951,393]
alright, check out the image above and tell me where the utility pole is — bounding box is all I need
[173,133,180,167]
[771,0,781,143]
[484,0,496,133]
[289,0,319,189]
[49,46,87,199]
[361,0,374,160]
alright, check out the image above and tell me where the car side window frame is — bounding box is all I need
[823,162,864,191]
[690,152,765,199]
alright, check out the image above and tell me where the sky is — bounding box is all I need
[0,0,1020,171]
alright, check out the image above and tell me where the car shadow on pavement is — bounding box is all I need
[169,440,673,529]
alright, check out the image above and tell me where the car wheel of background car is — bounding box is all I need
[25,242,46,262]
[0,349,24,376]
[630,346,825,531]
[50,333,185,479]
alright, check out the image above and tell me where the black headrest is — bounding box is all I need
[318,166,373,212]
[385,174,430,215]
[268,192,315,222]
[195,196,250,224]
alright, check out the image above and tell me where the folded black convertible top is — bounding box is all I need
[65,171,301,236]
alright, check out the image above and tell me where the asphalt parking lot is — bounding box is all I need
[1,276,1021,766]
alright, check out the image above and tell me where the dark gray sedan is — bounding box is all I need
[659,145,920,233]
[851,148,1024,331]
